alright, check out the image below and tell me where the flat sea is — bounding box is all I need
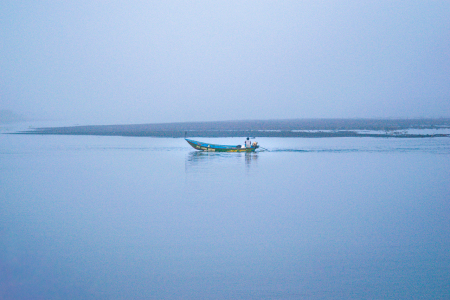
[1,130,449,299]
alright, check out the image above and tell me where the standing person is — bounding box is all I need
[245,137,252,148]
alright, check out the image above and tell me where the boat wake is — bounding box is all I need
[262,147,448,154]
[266,149,358,153]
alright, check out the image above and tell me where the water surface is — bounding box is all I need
[1,135,449,299]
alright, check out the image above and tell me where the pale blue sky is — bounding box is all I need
[1,1,449,124]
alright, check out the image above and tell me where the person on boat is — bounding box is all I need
[245,137,252,148]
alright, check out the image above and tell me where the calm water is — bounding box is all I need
[1,134,449,299]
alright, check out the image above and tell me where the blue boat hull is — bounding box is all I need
[185,139,258,152]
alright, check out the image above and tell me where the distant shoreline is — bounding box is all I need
[10,118,450,138]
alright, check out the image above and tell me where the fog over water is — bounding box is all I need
[2,2,449,297]
[1,133,449,299]
[1,1,450,124]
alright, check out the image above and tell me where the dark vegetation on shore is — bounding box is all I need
[15,118,450,138]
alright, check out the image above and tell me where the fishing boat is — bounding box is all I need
[185,138,259,152]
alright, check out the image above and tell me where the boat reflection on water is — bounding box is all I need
[245,151,257,167]
[185,151,258,173]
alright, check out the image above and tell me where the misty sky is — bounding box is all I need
[1,1,449,124]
